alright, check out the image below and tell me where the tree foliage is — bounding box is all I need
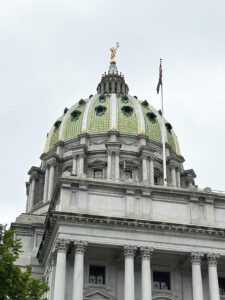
[0,225,49,300]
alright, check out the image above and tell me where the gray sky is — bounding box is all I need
[1,0,225,226]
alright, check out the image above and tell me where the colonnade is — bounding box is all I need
[72,153,85,176]
[142,156,154,185]
[48,241,221,300]
[43,159,56,203]
[171,164,181,187]
[107,150,120,180]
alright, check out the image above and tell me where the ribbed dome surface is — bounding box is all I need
[45,93,180,154]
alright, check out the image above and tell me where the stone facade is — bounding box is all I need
[12,63,225,300]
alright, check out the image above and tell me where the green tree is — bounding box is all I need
[0,224,49,300]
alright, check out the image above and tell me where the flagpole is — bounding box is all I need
[160,59,167,186]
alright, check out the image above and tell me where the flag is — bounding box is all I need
[156,59,162,94]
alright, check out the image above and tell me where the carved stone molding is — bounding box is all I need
[190,252,204,264]
[74,240,88,254]
[124,245,137,257]
[55,239,70,253]
[140,247,154,259]
[207,253,220,266]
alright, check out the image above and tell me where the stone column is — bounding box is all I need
[149,158,154,185]
[48,159,56,202]
[124,246,137,300]
[176,169,181,188]
[207,253,220,300]
[142,156,148,183]
[54,240,69,300]
[191,252,204,300]
[30,172,37,210]
[171,166,177,187]
[72,241,87,300]
[115,151,120,181]
[140,247,153,300]
[107,151,112,179]
[79,154,84,176]
[43,166,49,203]
[72,155,77,175]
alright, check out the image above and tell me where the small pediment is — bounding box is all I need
[84,290,112,300]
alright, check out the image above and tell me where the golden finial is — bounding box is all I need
[110,42,119,64]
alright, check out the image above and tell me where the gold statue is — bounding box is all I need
[110,42,119,64]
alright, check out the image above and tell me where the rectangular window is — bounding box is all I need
[124,170,132,179]
[94,169,103,179]
[153,271,170,290]
[219,277,225,295]
[89,266,105,285]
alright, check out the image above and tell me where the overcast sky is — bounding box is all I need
[1,0,225,226]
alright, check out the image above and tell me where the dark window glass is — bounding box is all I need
[124,170,132,179]
[153,271,170,290]
[219,277,225,295]
[89,266,105,284]
[94,169,103,179]
[154,176,159,185]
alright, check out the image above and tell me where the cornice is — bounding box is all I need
[37,211,225,263]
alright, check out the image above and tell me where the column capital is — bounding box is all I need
[55,239,70,253]
[207,253,220,266]
[140,247,154,259]
[30,171,38,180]
[124,245,137,257]
[73,240,87,254]
[190,252,204,264]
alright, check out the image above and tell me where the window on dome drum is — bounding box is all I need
[146,112,157,123]
[94,169,103,179]
[154,176,159,185]
[70,110,81,121]
[124,170,132,179]
[89,266,105,285]
[95,105,106,116]
[219,277,225,295]
[121,106,133,117]
[153,271,170,290]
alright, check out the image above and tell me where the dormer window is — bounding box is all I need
[142,100,149,108]
[94,169,103,179]
[146,112,157,123]
[64,107,68,114]
[70,110,81,121]
[99,94,106,102]
[165,122,172,133]
[79,99,86,106]
[95,105,107,116]
[54,120,61,131]
[121,106,133,117]
[121,95,129,103]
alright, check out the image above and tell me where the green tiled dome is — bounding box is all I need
[44,94,180,154]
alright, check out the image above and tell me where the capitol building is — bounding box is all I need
[12,51,225,300]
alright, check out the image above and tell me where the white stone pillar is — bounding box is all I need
[149,158,154,185]
[176,169,181,188]
[141,247,153,300]
[207,253,220,300]
[54,240,69,300]
[79,154,84,175]
[115,151,120,181]
[30,172,37,210]
[72,241,87,300]
[48,160,56,202]
[72,155,77,175]
[191,252,204,300]
[171,166,177,187]
[43,166,49,203]
[142,156,147,183]
[124,246,137,300]
[107,151,112,179]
